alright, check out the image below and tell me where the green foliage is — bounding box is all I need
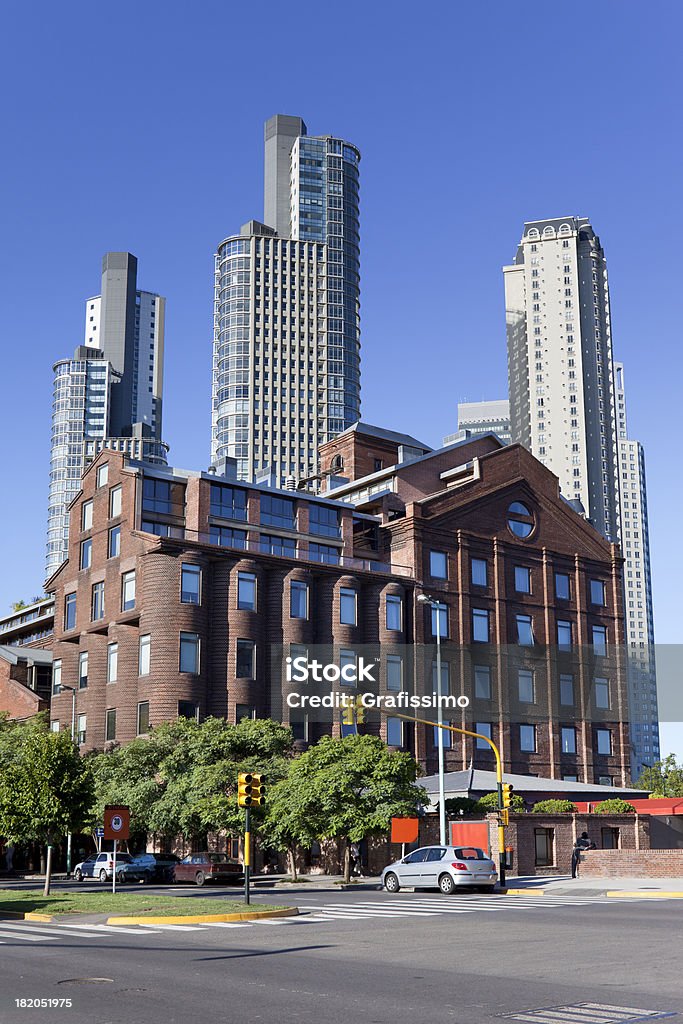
[88,717,296,841]
[475,791,525,813]
[593,798,636,814]
[531,799,577,813]
[444,797,480,817]
[636,755,683,798]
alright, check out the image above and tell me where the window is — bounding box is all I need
[387,717,403,746]
[560,674,574,706]
[515,566,531,593]
[430,550,447,579]
[309,504,341,537]
[290,714,308,742]
[386,595,402,631]
[64,592,76,631]
[80,538,92,570]
[507,501,534,538]
[121,571,136,611]
[260,494,296,529]
[561,727,576,754]
[236,704,255,722]
[340,588,357,626]
[142,478,171,514]
[308,542,340,565]
[592,625,607,656]
[557,620,572,650]
[598,775,613,786]
[209,525,247,549]
[52,659,62,695]
[236,639,256,678]
[91,581,105,621]
[82,500,93,531]
[596,729,612,755]
[77,714,87,745]
[237,572,257,610]
[110,485,122,518]
[601,827,620,849]
[97,463,109,488]
[472,608,489,643]
[290,580,308,619]
[181,564,201,605]
[471,558,487,587]
[555,573,570,600]
[433,725,452,748]
[595,677,610,709]
[432,602,449,638]
[260,534,296,557]
[520,724,536,752]
[518,669,535,703]
[139,634,151,676]
[78,651,88,689]
[107,643,118,683]
[516,614,534,646]
[563,774,578,783]
[179,632,200,674]
[137,701,150,735]
[386,655,403,691]
[474,665,491,699]
[178,701,199,721]
[105,708,117,742]
[50,721,59,733]
[534,828,554,867]
[209,483,247,520]
[432,660,450,697]
[475,722,492,749]
[590,579,606,606]
[108,525,121,558]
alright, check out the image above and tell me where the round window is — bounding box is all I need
[507,502,534,539]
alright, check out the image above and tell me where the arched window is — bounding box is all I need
[527,228,540,241]
[331,454,344,472]
[559,223,572,236]
[542,226,555,239]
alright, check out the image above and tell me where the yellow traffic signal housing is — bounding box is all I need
[354,696,365,724]
[502,783,514,809]
[237,772,266,808]
[500,809,509,827]
[249,773,266,807]
[342,698,355,726]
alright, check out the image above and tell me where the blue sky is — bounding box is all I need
[1,2,681,754]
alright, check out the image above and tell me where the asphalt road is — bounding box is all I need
[0,886,681,1024]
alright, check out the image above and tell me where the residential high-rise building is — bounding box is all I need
[46,254,168,579]
[444,400,511,446]
[504,218,658,772]
[211,115,361,484]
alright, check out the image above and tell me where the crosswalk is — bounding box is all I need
[0,893,672,944]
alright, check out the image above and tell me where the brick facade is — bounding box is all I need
[579,848,683,878]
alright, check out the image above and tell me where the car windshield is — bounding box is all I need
[452,847,487,860]
[117,854,133,863]
[207,853,229,863]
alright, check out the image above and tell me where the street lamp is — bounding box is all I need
[59,684,77,877]
[417,593,447,847]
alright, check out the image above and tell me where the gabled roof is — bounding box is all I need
[0,645,53,667]
[334,421,432,452]
[421,769,648,800]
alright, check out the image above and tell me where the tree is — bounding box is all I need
[475,791,525,813]
[0,727,94,895]
[531,799,577,813]
[443,797,480,817]
[10,600,27,612]
[266,735,427,882]
[593,798,635,814]
[636,755,683,797]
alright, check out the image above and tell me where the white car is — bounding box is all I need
[381,845,498,895]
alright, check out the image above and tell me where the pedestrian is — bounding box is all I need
[571,831,596,878]
[349,842,361,877]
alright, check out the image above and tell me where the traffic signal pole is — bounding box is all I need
[389,712,507,888]
[244,805,251,906]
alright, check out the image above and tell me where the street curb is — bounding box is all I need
[0,911,55,922]
[499,888,545,896]
[106,907,299,925]
[606,891,683,899]
[338,883,382,891]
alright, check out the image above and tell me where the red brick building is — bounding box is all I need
[0,646,52,720]
[47,424,630,784]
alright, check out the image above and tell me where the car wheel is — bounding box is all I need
[99,869,108,882]
[384,872,400,893]
[439,873,456,895]
[74,869,83,882]
[195,871,206,886]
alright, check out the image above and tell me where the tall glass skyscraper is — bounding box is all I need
[45,253,168,578]
[211,115,361,484]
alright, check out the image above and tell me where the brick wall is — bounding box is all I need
[0,660,47,720]
[579,848,683,878]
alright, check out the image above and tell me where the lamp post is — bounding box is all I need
[417,593,447,847]
[60,684,77,877]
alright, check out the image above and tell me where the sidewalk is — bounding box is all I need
[503,874,683,897]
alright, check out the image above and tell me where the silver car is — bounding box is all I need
[381,845,498,895]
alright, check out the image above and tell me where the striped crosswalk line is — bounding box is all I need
[500,1002,675,1023]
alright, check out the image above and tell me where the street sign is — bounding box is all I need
[95,827,104,838]
[103,805,130,841]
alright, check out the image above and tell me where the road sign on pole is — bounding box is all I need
[103,805,130,841]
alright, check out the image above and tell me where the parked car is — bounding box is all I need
[73,852,135,882]
[381,846,498,895]
[129,852,182,884]
[114,860,149,884]
[172,853,244,886]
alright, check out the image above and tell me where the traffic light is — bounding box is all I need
[342,698,354,726]
[502,783,514,809]
[238,772,266,808]
[342,696,365,726]
[354,696,365,724]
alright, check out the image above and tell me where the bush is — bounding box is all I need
[593,798,636,814]
[475,791,525,813]
[531,799,577,814]
[444,797,480,817]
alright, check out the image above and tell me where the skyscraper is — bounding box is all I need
[504,217,659,773]
[443,400,512,446]
[211,115,361,484]
[46,253,168,578]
